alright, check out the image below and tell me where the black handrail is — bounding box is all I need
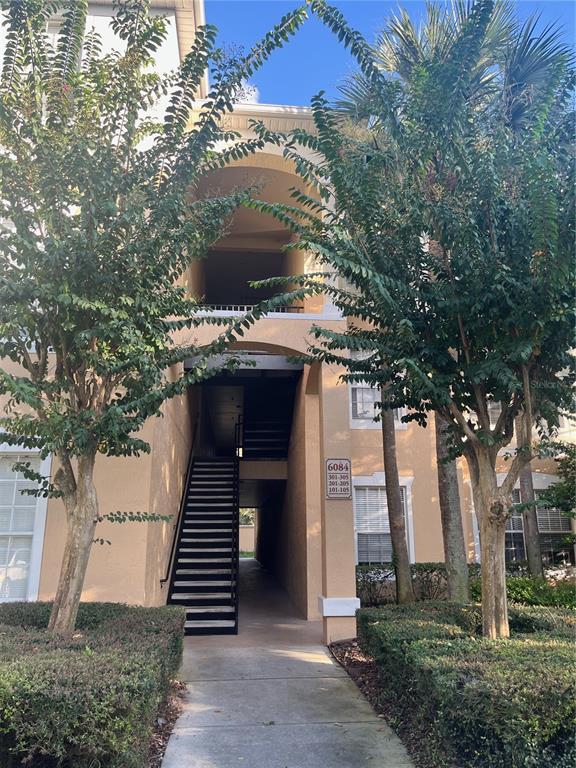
[234,415,244,458]
[160,452,195,590]
[231,417,242,633]
[230,455,240,634]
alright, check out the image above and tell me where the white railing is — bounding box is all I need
[201,303,304,314]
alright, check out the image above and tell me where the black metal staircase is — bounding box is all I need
[166,457,239,635]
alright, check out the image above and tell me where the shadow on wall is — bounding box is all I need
[145,386,196,606]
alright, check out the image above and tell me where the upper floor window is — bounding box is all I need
[349,384,404,428]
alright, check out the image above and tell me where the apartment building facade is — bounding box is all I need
[0,1,573,643]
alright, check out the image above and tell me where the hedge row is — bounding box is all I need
[357,603,576,768]
[470,575,576,608]
[0,602,185,767]
[356,562,576,608]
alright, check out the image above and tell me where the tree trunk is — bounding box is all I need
[514,416,543,577]
[381,399,415,603]
[468,451,510,638]
[434,412,469,602]
[49,452,99,634]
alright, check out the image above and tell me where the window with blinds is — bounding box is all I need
[355,486,406,564]
[534,490,572,533]
[0,455,41,600]
[504,487,574,566]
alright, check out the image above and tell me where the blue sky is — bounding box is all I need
[205,1,576,105]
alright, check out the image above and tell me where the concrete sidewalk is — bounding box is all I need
[162,561,413,768]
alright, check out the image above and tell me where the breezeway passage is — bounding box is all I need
[162,560,413,768]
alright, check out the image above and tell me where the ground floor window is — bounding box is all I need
[354,485,408,564]
[0,452,47,600]
[505,488,574,567]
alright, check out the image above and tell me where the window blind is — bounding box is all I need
[355,486,406,564]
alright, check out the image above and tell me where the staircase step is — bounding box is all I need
[172,583,232,592]
[182,526,233,533]
[185,606,235,615]
[173,573,232,592]
[175,566,232,573]
[185,619,236,627]
[178,548,232,555]
[188,488,234,501]
[185,510,235,516]
[186,505,235,510]
[185,619,236,630]
[172,568,232,592]
[170,592,232,601]
[168,457,239,636]
[186,499,235,504]
[184,610,235,622]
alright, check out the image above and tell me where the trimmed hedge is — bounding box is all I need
[358,603,575,768]
[0,602,185,767]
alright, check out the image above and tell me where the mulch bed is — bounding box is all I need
[330,639,449,768]
[148,680,187,768]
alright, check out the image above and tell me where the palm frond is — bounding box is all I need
[503,14,572,131]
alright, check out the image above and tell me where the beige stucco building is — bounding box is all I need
[1,1,573,643]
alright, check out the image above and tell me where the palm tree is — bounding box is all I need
[335,0,571,600]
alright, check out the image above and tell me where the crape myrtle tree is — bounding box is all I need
[334,0,523,602]
[435,411,468,601]
[254,0,575,637]
[0,0,308,633]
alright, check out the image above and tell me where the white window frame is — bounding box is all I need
[468,472,575,563]
[352,472,415,564]
[0,442,50,602]
[348,384,407,430]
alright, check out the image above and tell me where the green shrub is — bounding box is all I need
[507,604,576,639]
[356,564,396,605]
[0,602,185,767]
[358,562,575,610]
[356,562,449,605]
[470,576,576,609]
[411,562,448,600]
[358,603,576,768]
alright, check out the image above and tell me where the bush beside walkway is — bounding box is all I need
[357,603,575,768]
[0,602,185,767]
[356,562,576,608]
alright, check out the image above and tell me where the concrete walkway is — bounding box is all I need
[162,560,413,768]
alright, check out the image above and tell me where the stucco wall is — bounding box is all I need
[144,373,196,606]
[38,423,155,604]
[274,374,312,618]
[239,525,255,551]
[350,413,477,564]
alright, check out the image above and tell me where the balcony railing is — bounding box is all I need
[200,303,304,314]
